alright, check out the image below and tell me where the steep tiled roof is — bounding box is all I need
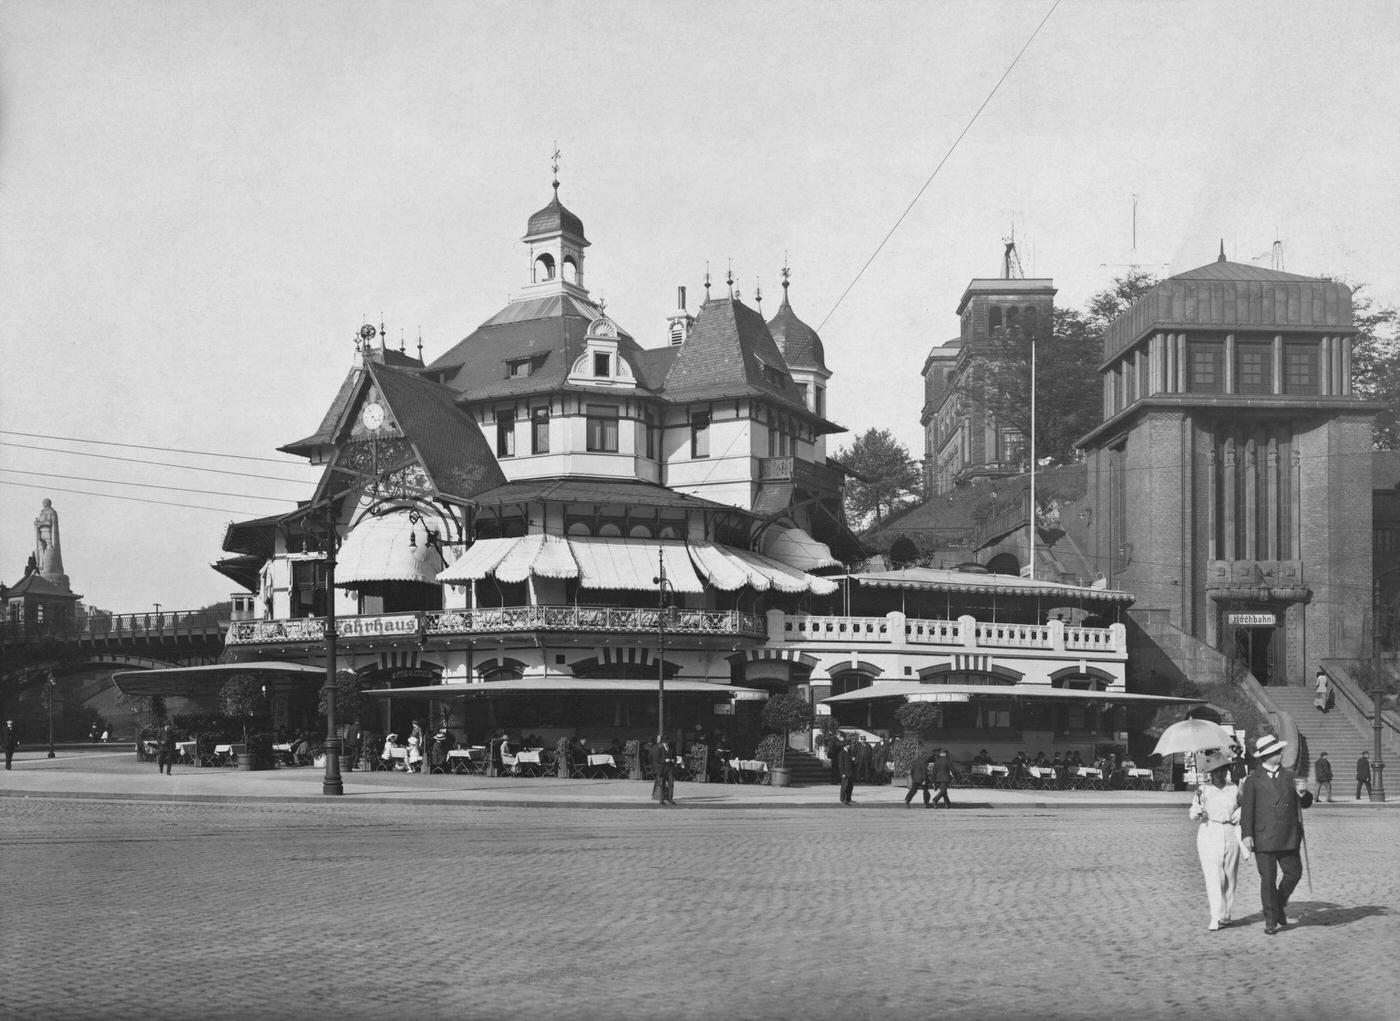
[767,293,827,372]
[663,298,809,410]
[424,296,657,402]
[1,573,81,600]
[367,362,506,500]
[280,367,362,456]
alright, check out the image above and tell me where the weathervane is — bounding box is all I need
[551,142,561,192]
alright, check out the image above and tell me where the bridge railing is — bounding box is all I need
[0,609,225,643]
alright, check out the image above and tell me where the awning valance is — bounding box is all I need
[848,567,1135,604]
[335,510,444,587]
[436,537,517,583]
[568,537,704,593]
[112,661,324,699]
[495,533,578,583]
[688,543,837,596]
[762,526,840,571]
[822,681,1203,707]
[365,678,767,699]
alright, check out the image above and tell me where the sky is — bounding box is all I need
[2,0,1398,613]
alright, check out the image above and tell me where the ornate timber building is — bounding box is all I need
[117,176,1188,759]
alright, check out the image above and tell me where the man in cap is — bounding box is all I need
[1356,751,1372,800]
[1314,751,1333,803]
[1240,734,1313,934]
[3,719,18,770]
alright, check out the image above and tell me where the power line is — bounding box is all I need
[0,479,265,516]
[0,429,308,466]
[0,468,293,503]
[0,441,311,484]
[816,0,1062,332]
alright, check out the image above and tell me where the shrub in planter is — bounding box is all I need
[685,742,708,782]
[760,692,813,769]
[556,736,572,778]
[623,739,642,780]
[753,733,786,770]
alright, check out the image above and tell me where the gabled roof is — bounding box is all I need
[365,361,506,500]
[280,367,362,457]
[663,298,810,411]
[425,294,658,402]
[1,573,81,600]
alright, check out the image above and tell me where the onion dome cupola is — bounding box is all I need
[522,149,590,299]
[766,263,827,374]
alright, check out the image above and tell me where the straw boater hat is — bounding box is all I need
[1253,735,1287,760]
[1197,749,1233,774]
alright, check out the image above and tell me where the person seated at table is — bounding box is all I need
[381,733,401,768]
[607,736,624,758]
[1033,751,1049,768]
[974,748,992,765]
[1051,752,1065,773]
[293,733,314,766]
[430,728,453,770]
[568,733,588,764]
[1011,750,1029,782]
[1067,749,1083,770]
[406,722,425,773]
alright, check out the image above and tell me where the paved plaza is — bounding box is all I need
[1,752,1397,1020]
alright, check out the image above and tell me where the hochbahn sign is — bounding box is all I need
[1227,612,1277,627]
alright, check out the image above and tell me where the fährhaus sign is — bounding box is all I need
[337,614,419,638]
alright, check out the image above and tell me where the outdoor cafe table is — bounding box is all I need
[514,749,550,777]
[446,748,485,774]
[727,758,768,783]
[1126,767,1154,789]
[1071,766,1104,789]
[213,743,245,766]
[971,763,1010,786]
[175,740,197,764]
[272,742,295,766]
[1026,766,1057,785]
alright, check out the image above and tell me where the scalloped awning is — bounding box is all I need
[335,510,444,587]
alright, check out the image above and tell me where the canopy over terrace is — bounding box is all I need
[841,566,1135,620]
[436,535,836,596]
[822,681,1202,708]
[112,661,325,699]
[364,678,769,700]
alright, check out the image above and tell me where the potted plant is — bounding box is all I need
[760,692,813,787]
[623,738,642,780]
[219,674,267,770]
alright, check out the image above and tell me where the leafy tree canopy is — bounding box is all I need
[834,428,923,528]
[1348,284,1400,449]
[955,271,1158,465]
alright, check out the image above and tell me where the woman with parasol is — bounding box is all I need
[1187,749,1246,930]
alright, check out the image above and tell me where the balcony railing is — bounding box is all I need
[777,612,1124,655]
[226,605,767,645]
[1,609,226,645]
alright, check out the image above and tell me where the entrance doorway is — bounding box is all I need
[1233,625,1277,685]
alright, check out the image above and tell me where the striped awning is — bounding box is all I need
[494,534,578,583]
[688,543,837,596]
[822,681,1203,707]
[335,510,444,587]
[569,537,704,593]
[365,678,767,699]
[762,526,840,571]
[436,537,518,583]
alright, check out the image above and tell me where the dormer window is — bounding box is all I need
[507,356,540,378]
[567,315,635,390]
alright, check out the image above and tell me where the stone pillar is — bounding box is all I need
[1272,335,1284,395]
[1222,434,1237,560]
[958,614,977,650]
[1224,333,1236,393]
[1244,435,1258,561]
[886,611,906,644]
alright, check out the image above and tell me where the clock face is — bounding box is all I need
[361,402,386,431]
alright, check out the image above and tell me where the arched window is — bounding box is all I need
[628,524,652,539]
[566,522,591,537]
[830,670,876,697]
[562,256,578,284]
[597,523,622,537]
[535,253,556,281]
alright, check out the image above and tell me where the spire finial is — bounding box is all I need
[399,328,406,354]
[380,315,386,354]
[551,142,561,193]
[726,258,734,298]
[417,327,423,363]
[598,294,607,316]
[755,276,763,312]
[704,261,711,298]
[1218,238,1226,262]
[781,253,792,304]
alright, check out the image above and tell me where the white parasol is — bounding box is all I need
[1151,718,1235,758]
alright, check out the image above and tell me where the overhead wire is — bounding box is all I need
[0,440,312,484]
[816,0,1062,332]
[0,467,294,503]
[0,429,308,466]
[0,479,267,516]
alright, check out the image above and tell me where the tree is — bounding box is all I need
[835,428,922,528]
[218,674,264,746]
[1348,285,1400,449]
[955,272,1158,465]
[759,692,813,768]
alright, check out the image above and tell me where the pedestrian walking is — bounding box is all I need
[650,735,676,806]
[1188,752,1243,930]
[838,736,857,806]
[3,720,18,770]
[930,749,954,808]
[1240,735,1313,935]
[1356,751,1372,800]
[1313,669,1331,712]
[855,738,872,784]
[903,746,931,807]
[1314,752,1333,803]
[156,721,176,776]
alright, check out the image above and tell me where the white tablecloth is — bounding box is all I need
[972,763,1009,777]
[729,759,768,773]
[586,754,617,767]
[214,743,245,756]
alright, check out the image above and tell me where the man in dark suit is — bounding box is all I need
[903,746,931,807]
[838,737,857,806]
[650,735,675,806]
[3,720,18,770]
[156,721,176,776]
[1240,734,1313,934]
[1356,751,1372,800]
[930,748,955,808]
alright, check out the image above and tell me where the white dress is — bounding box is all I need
[1188,782,1243,927]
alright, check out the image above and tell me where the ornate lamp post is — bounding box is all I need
[321,507,343,796]
[46,669,56,756]
[1369,682,1387,802]
[654,550,677,739]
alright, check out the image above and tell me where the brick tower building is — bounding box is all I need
[1078,250,1380,687]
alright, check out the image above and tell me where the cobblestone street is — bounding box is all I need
[1,791,1395,1021]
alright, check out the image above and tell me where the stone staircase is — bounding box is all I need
[782,748,837,786]
[1264,685,1373,793]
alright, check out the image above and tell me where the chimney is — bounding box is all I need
[668,284,694,347]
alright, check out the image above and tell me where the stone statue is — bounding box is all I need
[33,498,69,588]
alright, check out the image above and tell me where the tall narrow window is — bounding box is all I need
[531,406,550,455]
[1284,342,1319,395]
[593,352,610,377]
[644,418,658,460]
[495,407,515,457]
[586,404,619,452]
[1187,341,1223,394]
[814,386,825,417]
[1236,341,1272,394]
[691,412,710,458]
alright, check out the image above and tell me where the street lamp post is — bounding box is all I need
[321,508,343,796]
[653,550,676,740]
[46,674,56,758]
[1369,684,1387,802]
